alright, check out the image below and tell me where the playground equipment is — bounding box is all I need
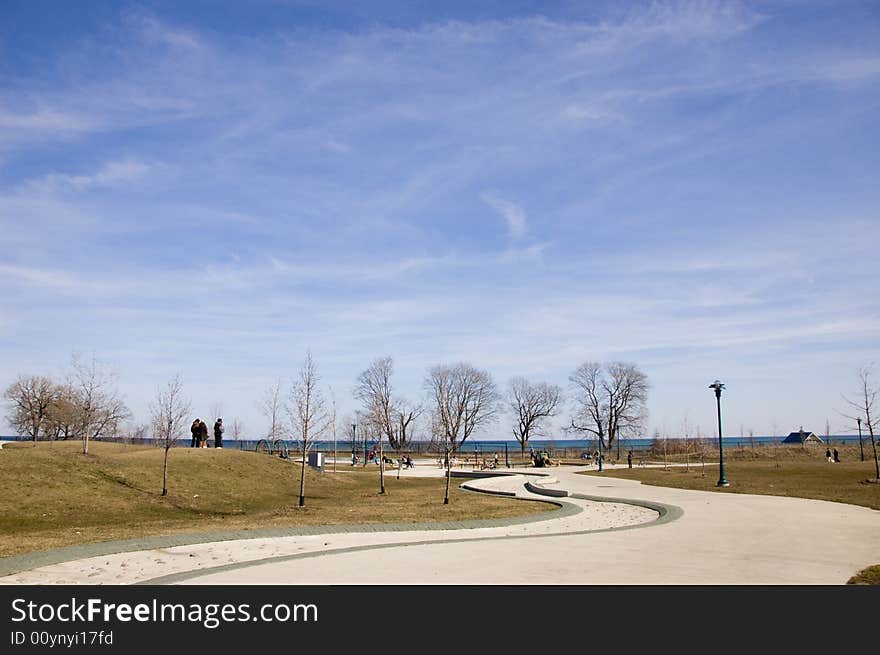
[255,438,289,460]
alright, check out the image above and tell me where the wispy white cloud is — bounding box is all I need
[26,159,155,193]
[481,193,527,240]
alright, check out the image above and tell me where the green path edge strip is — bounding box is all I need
[0,490,570,578]
[139,484,683,585]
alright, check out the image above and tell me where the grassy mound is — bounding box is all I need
[847,565,880,585]
[0,441,549,557]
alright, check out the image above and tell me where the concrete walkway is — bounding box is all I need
[1,465,877,584]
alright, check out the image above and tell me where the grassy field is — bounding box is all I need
[582,444,880,510]
[847,565,880,585]
[0,441,551,558]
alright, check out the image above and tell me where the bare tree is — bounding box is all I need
[329,388,337,473]
[71,355,131,454]
[287,352,330,507]
[230,418,244,441]
[355,357,393,494]
[696,425,706,476]
[129,422,150,443]
[3,375,55,444]
[841,365,880,480]
[771,420,780,468]
[258,378,285,441]
[150,375,191,497]
[424,363,499,504]
[509,377,561,460]
[569,361,649,453]
[44,382,79,441]
[682,413,692,472]
[355,357,424,487]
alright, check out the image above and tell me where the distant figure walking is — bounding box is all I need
[191,419,201,448]
[627,450,633,469]
[199,419,209,448]
[213,418,224,449]
[826,448,833,463]
[833,448,840,463]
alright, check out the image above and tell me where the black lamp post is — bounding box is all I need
[709,380,729,487]
[857,417,864,462]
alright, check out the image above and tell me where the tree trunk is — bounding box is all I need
[869,426,879,481]
[82,422,90,455]
[299,442,307,507]
[443,445,451,505]
[162,446,170,496]
[379,436,385,494]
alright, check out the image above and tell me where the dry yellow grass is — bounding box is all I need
[584,446,880,510]
[0,441,550,557]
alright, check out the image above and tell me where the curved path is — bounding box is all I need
[1,464,877,584]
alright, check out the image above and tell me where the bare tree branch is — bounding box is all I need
[569,361,649,452]
[509,377,562,458]
[287,352,330,507]
[3,375,54,444]
[425,362,499,504]
[258,378,286,441]
[70,355,131,454]
[150,375,191,497]
[840,365,879,480]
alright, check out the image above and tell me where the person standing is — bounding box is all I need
[833,448,840,463]
[199,419,209,448]
[191,419,201,448]
[627,450,633,469]
[826,447,833,463]
[213,418,224,449]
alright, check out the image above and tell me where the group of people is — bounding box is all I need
[351,451,415,468]
[826,447,840,463]
[190,417,224,449]
[530,449,554,467]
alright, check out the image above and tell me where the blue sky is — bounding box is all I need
[1,0,878,440]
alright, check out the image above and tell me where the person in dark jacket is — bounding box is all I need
[191,419,201,448]
[199,419,209,448]
[213,418,224,449]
